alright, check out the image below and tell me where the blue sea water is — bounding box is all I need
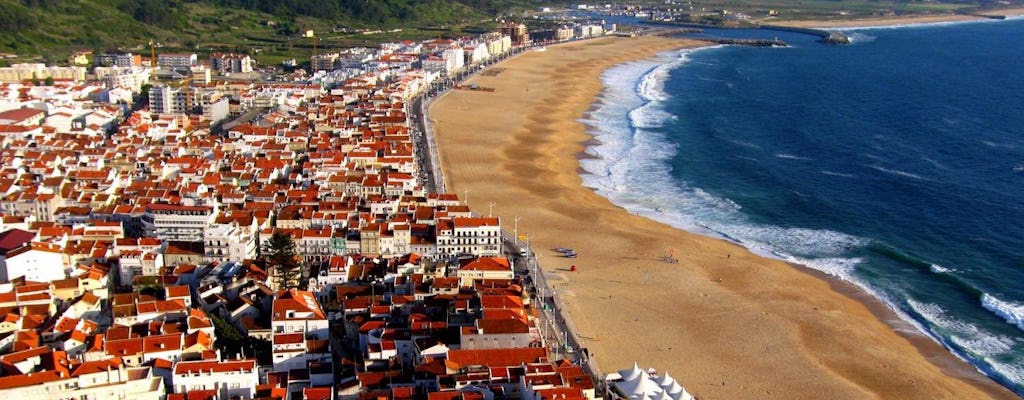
[580,18,1024,395]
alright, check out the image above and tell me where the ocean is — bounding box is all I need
[580,18,1024,395]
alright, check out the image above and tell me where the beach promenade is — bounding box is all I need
[427,35,1020,399]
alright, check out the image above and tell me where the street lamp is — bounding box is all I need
[513,216,520,247]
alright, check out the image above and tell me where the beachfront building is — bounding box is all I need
[500,21,531,46]
[606,363,694,400]
[455,257,514,287]
[435,216,502,257]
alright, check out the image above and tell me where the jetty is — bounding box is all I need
[703,38,787,47]
[640,20,850,44]
[758,24,851,44]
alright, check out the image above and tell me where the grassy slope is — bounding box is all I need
[1,0,506,63]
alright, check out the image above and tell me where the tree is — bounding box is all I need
[266,231,303,289]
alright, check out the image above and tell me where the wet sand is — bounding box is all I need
[428,35,1019,399]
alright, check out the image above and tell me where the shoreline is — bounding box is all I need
[429,35,1020,399]
[769,7,1024,28]
[573,41,1019,397]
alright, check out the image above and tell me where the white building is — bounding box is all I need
[271,289,330,373]
[100,67,152,93]
[1,242,66,283]
[465,44,491,65]
[142,203,216,242]
[204,219,258,262]
[173,359,258,399]
[148,85,189,115]
[158,53,198,69]
[436,217,502,257]
[442,46,465,75]
[0,362,164,400]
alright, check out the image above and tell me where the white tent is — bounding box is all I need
[608,363,695,400]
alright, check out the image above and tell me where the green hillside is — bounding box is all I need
[0,0,557,63]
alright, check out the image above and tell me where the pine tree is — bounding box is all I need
[267,231,303,289]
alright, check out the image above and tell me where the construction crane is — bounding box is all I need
[149,39,156,68]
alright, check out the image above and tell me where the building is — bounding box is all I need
[158,53,198,69]
[148,85,190,115]
[0,108,45,126]
[172,359,259,399]
[455,257,514,287]
[500,22,530,46]
[436,217,502,257]
[203,219,257,262]
[1,242,66,283]
[210,53,254,74]
[141,203,216,242]
[271,289,330,374]
[311,52,339,72]
[0,361,164,400]
[95,52,142,67]
[0,63,87,83]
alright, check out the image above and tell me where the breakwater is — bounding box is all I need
[758,24,851,44]
[640,20,850,44]
[703,38,788,47]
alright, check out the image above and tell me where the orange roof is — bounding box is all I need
[447,347,548,368]
[458,257,511,271]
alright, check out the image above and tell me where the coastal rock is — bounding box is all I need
[822,31,851,44]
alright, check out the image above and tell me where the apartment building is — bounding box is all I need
[142,204,216,242]
[210,53,253,74]
[158,53,198,69]
[436,217,502,257]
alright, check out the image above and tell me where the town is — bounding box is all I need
[0,15,690,400]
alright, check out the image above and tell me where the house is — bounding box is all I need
[456,257,513,287]
[271,289,331,374]
[0,108,45,126]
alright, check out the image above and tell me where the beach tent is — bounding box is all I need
[610,364,694,400]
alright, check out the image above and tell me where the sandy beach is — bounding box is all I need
[773,7,1024,28]
[428,35,1020,399]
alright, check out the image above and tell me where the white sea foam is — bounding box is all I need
[870,165,929,181]
[582,45,868,280]
[981,293,1024,333]
[821,170,855,178]
[774,153,811,161]
[582,35,1024,394]
[845,32,877,43]
[929,263,952,273]
[907,299,1024,385]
